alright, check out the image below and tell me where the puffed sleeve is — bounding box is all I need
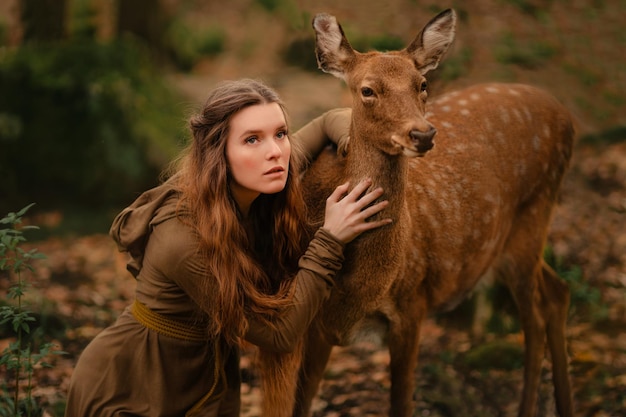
[292,108,352,161]
[244,228,345,353]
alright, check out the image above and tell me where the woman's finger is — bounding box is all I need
[355,187,385,209]
[327,181,350,203]
[359,200,389,219]
[344,178,372,201]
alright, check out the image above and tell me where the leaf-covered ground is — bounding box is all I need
[1,139,625,417]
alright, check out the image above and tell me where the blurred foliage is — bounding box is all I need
[0,19,7,47]
[350,33,406,53]
[500,0,552,19]
[495,31,558,69]
[462,340,524,371]
[20,0,66,42]
[164,19,226,70]
[433,46,474,83]
[544,246,609,323]
[282,36,318,72]
[0,37,185,214]
[579,125,626,145]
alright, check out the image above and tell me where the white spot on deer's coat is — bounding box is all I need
[523,107,532,123]
[500,109,511,123]
[480,236,498,253]
[441,121,453,129]
[461,109,471,116]
[442,259,452,271]
[458,99,468,106]
[484,193,500,205]
[508,88,521,96]
[543,124,551,139]
[533,135,541,151]
[470,93,481,101]
[484,118,493,133]
[442,105,452,112]
[486,86,500,93]
[512,108,523,123]
[455,143,468,152]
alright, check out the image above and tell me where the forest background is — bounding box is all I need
[0,0,624,416]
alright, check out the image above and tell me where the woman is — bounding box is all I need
[65,79,390,416]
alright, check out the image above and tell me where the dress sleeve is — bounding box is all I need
[148,219,345,353]
[292,108,352,161]
[244,228,345,353]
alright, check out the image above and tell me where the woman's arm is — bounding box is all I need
[246,179,391,352]
[244,227,344,352]
[148,219,343,353]
[292,108,351,161]
[150,180,390,353]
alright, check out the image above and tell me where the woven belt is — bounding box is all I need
[131,299,207,342]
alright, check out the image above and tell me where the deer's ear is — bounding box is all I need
[313,13,356,80]
[405,9,456,75]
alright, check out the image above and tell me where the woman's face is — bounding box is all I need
[225,102,291,214]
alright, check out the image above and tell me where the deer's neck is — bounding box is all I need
[346,133,408,216]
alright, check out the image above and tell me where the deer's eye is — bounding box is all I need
[420,81,428,93]
[361,87,374,97]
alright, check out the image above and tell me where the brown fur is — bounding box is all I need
[289,9,575,417]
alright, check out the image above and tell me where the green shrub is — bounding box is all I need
[463,340,524,371]
[436,46,474,82]
[495,32,558,69]
[283,37,318,71]
[544,246,609,322]
[165,20,226,70]
[0,204,65,417]
[350,33,406,53]
[0,38,185,214]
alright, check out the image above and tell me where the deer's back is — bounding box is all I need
[400,83,574,309]
[302,83,573,316]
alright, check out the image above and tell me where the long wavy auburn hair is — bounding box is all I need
[165,79,310,347]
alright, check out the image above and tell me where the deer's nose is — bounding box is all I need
[409,127,436,153]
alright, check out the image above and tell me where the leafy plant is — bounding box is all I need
[0,204,65,417]
[544,245,608,323]
[165,19,226,70]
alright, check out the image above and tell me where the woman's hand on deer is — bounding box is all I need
[323,179,392,244]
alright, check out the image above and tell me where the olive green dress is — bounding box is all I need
[64,109,350,417]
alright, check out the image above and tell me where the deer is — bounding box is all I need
[260,8,577,417]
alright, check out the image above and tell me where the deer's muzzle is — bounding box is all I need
[409,127,437,154]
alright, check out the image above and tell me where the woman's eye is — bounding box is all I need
[361,87,374,97]
[276,130,287,139]
[245,136,258,144]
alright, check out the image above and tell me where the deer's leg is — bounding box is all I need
[540,261,574,417]
[497,218,551,417]
[387,299,426,417]
[292,324,333,417]
[503,260,546,417]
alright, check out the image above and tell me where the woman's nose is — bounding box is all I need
[266,139,282,158]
